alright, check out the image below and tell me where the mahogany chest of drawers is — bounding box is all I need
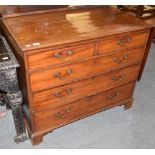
[0,6,152,145]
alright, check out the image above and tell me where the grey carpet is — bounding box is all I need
[0,44,155,149]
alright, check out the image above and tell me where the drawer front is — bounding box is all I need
[27,43,94,70]
[98,32,147,55]
[33,82,135,131]
[32,65,139,111]
[30,48,143,92]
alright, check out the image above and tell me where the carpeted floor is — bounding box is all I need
[0,44,155,149]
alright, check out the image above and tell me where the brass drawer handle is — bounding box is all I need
[54,69,73,80]
[123,54,129,60]
[85,92,98,102]
[107,92,120,100]
[53,50,74,59]
[65,50,74,56]
[113,54,129,64]
[111,73,126,82]
[54,53,61,58]
[55,108,71,118]
[54,88,72,99]
[66,88,72,95]
[54,92,65,99]
[127,37,132,43]
[117,37,132,47]
[86,96,93,102]
[113,57,122,64]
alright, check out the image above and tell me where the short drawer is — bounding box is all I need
[33,82,135,131]
[98,32,148,55]
[32,65,139,111]
[30,48,143,92]
[27,43,94,70]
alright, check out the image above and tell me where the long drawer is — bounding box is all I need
[33,82,135,131]
[32,65,139,111]
[27,42,95,70]
[98,32,147,55]
[30,48,143,92]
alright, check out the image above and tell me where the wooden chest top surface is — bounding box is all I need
[1,6,151,52]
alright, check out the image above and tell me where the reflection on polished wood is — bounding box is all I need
[1,6,151,51]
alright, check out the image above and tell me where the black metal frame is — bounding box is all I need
[0,35,27,143]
